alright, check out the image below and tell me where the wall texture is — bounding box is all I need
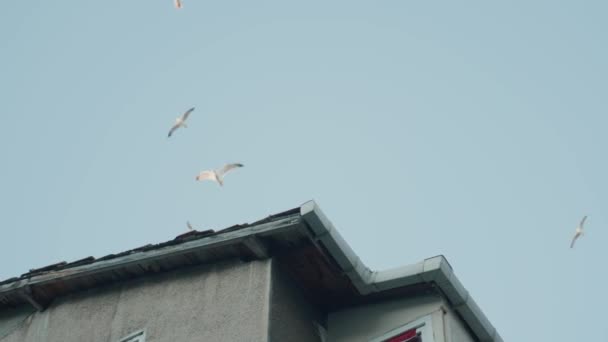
[445,308,476,342]
[328,293,449,342]
[0,259,271,342]
[268,261,324,342]
[0,306,35,340]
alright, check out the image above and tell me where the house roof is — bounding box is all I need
[0,201,502,342]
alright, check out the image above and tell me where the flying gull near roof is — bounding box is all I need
[570,215,587,248]
[187,221,194,231]
[195,163,244,186]
[168,107,194,137]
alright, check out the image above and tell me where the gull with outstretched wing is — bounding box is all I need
[570,215,587,248]
[168,107,194,137]
[196,163,244,186]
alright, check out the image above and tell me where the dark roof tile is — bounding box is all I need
[25,262,68,277]
[62,257,95,269]
[2,206,300,286]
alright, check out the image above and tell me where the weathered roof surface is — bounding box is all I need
[0,207,299,288]
[0,201,501,342]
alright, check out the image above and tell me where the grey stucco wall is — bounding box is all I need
[328,293,449,342]
[444,308,476,342]
[0,307,35,340]
[268,261,324,342]
[0,259,271,342]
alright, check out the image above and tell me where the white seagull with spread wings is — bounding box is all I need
[570,215,587,248]
[168,107,194,137]
[196,163,244,186]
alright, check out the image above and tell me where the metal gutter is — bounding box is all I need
[1,200,501,342]
[300,201,502,342]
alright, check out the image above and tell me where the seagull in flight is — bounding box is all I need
[168,107,194,137]
[570,215,587,248]
[174,0,182,9]
[187,221,194,231]
[196,163,244,186]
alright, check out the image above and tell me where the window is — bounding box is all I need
[369,315,433,342]
[384,329,420,342]
[118,329,146,342]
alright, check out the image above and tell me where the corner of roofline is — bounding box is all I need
[299,200,375,293]
[299,202,466,298]
[299,200,324,234]
[421,255,499,341]
[298,201,500,341]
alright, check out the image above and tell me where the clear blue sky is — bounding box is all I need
[1,1,607,340]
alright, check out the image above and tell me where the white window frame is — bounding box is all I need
[118,329,146,342]
[369,314,434,342]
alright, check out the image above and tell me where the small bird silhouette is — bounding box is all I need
[174,0,182,9]
[168,107,194,137]
[196,163,244,186]
[187,221,194,231]
[570,215,587,248]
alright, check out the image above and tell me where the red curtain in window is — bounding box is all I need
[384,328,418,342]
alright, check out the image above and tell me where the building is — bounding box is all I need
[0,201,502,342]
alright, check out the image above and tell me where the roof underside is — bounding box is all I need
[0,201,501,342]
[0,208,304,309]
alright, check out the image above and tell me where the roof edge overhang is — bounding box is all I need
[0,201,500,341]
[300,201,502,342]
[0,214,302,304]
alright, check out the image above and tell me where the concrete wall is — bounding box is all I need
[444,307,476,342]
[0,306,35,340]
[268,260,324,342]
[328,293,448,342]
[0,259,271,342]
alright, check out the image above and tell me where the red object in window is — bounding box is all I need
[385,328,418,342]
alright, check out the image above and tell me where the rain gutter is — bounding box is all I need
[299,201,503,342]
